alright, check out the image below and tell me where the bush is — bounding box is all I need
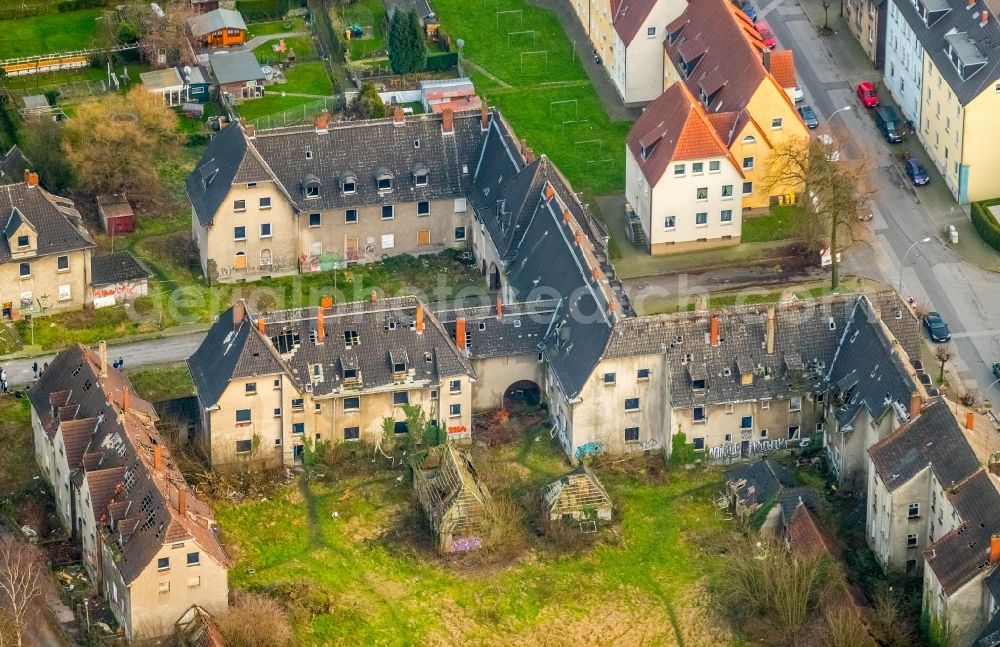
[57,0,105,11]
[236,0,289,21]
[425,51,458,72]
[216,592,294,647]
[971,200,1000,252]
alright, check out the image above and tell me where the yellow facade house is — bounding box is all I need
[662,0,808,208]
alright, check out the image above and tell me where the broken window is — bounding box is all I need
[344,330,359,347]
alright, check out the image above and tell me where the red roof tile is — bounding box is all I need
[766,50,797,89]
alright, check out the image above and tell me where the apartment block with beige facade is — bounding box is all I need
[187,297,476,469]
[661,0,808,210]
[844,0,887,68]
[1,175,95,320]
[186,108,488,283]
[569,0,687,104]
[30,344,228,639]
[883,0,1000,203]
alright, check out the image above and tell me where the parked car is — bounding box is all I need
[798,104,818,128]
[755,21,776,48]
[923,312,951,343]
[905,158,929,185]
[873,106,903,143]
[792,86,804,102]
[741,2,758,21]
[856,81,879,108]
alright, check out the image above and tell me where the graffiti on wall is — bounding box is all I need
[300,253,345,273]
[574,441,604,462]
[708,437,811,461]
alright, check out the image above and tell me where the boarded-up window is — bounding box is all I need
[234,252,247,269]
[418,229,431,246]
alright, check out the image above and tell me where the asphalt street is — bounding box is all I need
[761,0,1000,396]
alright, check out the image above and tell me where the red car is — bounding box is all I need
[755,21,776,48]
[857,81,879,108]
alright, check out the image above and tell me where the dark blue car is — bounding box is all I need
[905,158,929,186]
[923,312,951,343]
[797,105,818,129]
[741,2,758,21]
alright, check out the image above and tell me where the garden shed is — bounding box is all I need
[413,444,494,553]
[542,465,613,523]
[97,193,135,234]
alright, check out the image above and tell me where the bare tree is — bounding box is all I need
[0,536,45,647]
[138,2,196,68]
[765,136,871,290]
[934,344,953,384]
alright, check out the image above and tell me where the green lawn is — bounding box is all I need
[126,363,195,402]
[216,426,736,645]
[338,0,387,60]
[432,0,630,195]
[0,8,104,60]
[741,205,803,243]
[246,17,308,37]
[0,397,37,498]
[238,61,335,122]
[255,35,318,63]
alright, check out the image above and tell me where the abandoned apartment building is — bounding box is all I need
[30,343,228,639]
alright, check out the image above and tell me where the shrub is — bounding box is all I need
[971,200,1000,252]
[236,0,289,21]
[57,0,106,11]
[425,51,458,72]
[216,592,294,647]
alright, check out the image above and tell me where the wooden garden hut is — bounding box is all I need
[413,444,494,553]
[543,465,613,523]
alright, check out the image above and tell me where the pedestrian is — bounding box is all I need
[1,380,7,394]
[32,361,38,376]
[0,367,6,383]
[117,357,124,369]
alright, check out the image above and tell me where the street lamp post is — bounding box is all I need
[898,237,931,295]
[828,106,852,121]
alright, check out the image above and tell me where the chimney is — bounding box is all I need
[122,387,131,416]
[762,51,771,72]
[574,230,584,246]
[441,109,454,134]
[562,208,572,224]
[393,105,405,126]
[966,411,975,430]
[455,317,467,349]
[982,10,991,26]
[480,104,490,130]
[233,301,246,329]
[316,306,325,343]
[23,170,39,187]
[591,266,600,281]
[315,109,331,132]
[969,0,976,8]
[370,290,378,304]
[496,296,503,320]
[415,306,424,334]
[244,122,255,139]
[177,487,187,518]
[991,534,1000,564]
[909,392,922,419]
[320,295,333,309]
[710,314,720,347]
[153,443,163,472]
[257,317,266,334]
[99,340,108,378]
[766,306,775,355]
[545,185,556,201]
[609,301,618,317]
[520,138,529,158]
[525,147,536,164]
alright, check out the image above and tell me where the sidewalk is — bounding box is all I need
[792,0,1000,272]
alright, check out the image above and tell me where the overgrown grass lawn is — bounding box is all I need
[216,430,735,645]
[742,205,803,243]
[246,17,308,37]
[338,0,387,60]
[0,8,104,60]
[126,363,194,402]
[432,0,630,195]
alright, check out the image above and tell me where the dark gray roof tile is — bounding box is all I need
[91,251,153,286]
[0,183,94,261]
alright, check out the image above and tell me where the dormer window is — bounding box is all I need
[414,171,428,187]
[340,172,357,195]
[375,167,394,192]
[303,174,321,199]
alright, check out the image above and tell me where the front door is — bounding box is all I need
[293,444,304,463]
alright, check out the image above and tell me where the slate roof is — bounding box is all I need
[665,0,792,114]
[975,610,1000,647]
[825,295,920,428]
[612,0,660,45]
[188,297,476,407]
[188,8,247,36]
[606,294,882,408]
[868,398,981,492]
[91,251,153,286]
[626,82,737,184]
[188,110,486,226]
[0,146,30,184]
[208,50,263,85]
[725,458,795,507]
[890,0,1000,105]
[29,345,226,585]
[434,299,559,359]
[778,486,820,525]
[925,469,1000,594]
[0,182,94,261]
